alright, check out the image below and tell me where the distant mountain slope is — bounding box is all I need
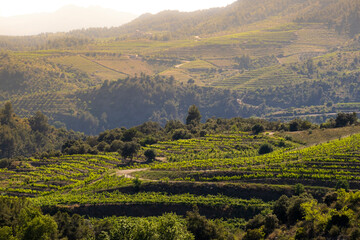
[0,5,137,36]
[69,0,360,39]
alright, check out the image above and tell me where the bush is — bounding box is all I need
[252,124,265,135]
[97,141,109,152]
[289,120,300,131]
[335,179,349,191]
[287,197,308,225]
[273,195,289,224]
[246,214,265,230]
[258,143,274,155]
[120,141,140,160]
[264,214,279,235]
[324,192,338,206]
[294,184,305,196]
[133,176,142,191]
[186,208,231,240]
[0,158,12,169]
[199,130,207,137]
[335,112,357,127]
[172,129,192,140]
[109,140,124,152]
[243,228,265,240]
[144,149,156,162]
[22,215,58,240]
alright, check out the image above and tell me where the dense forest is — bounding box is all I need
[73,75,242,133]
[0,103,82,160]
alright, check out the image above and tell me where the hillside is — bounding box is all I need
[67,0,360,39]
[1,109,360,239]
[0,0,359,133]
[2,1,360,239]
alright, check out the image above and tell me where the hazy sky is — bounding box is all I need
[1,0,236,17]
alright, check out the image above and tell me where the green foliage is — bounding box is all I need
[263,214,279,235]
[0,103,82,159]
[335,112,358,127]
[186,207,232,240]
[245,213,279,237]
[132,176,142,191]
[294,184,305,196]
[122,128,138,142]
[272,194,314,225]
[28,111,50,133]
[54,212,93,240]
[77,75,242,133]
[258,143,274,155]
[186,105,202,126]
[234,55,251,70]
[109,213,194,240]
[252,124,264,135]
[0,226,16,240]
[172,129,193,140]
[243,228,265,240]
[0,197,58,240]
[335,179,350,191]
[144,149,156,162]
[120,141,140,160]
[273,195,290,224]
[22,215,58,240]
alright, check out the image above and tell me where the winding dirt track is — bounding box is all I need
[115,168,149,179]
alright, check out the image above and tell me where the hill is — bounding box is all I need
[0,0,359,133]
[67,0,360,39]
[1,110,360,239]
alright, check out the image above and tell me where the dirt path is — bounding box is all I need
[175,61,190,68]
[115,168,149,179]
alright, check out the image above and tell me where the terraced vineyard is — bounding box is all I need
[0,154,127,197]
[0,131,296,220]
[150,132,297,162]
[5,92,78,118]
[212,65,311,89]
[1,108,360,239]
[144,133,360,189]
[2,128,355,217]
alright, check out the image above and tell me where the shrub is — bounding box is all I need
[186,208,231,240]
[294,184,305,196]
[144,149,156,162]
[335,180,349,191]
[133,176,142,191]
[172,129,192,140]
[273,195,289,224]
[243,228,265,240]
[258,143,274,155]
[252,124,265,135]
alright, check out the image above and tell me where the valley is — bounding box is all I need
[1,0,360,239]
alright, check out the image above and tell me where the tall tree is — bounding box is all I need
[186,105,201,125]
[0,102,14,126]
[29,111,50,133]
